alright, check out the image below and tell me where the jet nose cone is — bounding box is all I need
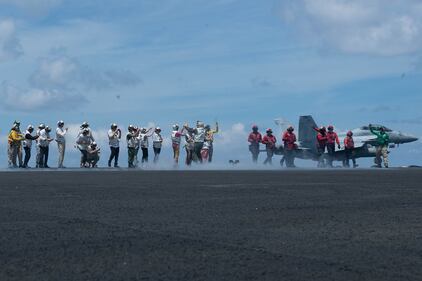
[402,135,418,143]
[409,136,419,142]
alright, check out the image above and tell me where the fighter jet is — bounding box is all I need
[271,115,418,165]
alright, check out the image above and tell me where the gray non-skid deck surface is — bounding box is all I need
[0,169,421,281]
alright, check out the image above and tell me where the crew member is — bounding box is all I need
[205,122,219,163]
[282,126,297,168]
[369,124,390,168]
[133,126,140,167]
[108,123,121,168]
[343,131,358,168]
[138,127,154,164]
[152,127,163,164]
[326,125,340,168]
[184,123,195,166]
[56,120,68,168]
[87,142,100,168]
[248,125,262,163]
[38,126,53,168]
[314,126,327,167]
[127,125,138,168]
[191,121,205,163]
[23,125,39,168]
[262,128,276,165]
[171,124,184,165]
[76,128,92,167]
[35,124,45,168]
[8,122,24,168]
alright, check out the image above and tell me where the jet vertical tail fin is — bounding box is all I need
[299,115,318,151]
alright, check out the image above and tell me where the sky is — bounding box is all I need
[0,0,421,168]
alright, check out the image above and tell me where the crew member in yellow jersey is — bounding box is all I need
[204,122,219,163]
[8,121,24,168]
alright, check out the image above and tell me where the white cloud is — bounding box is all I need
[0,81,86,110]
[0,49,141,111]
[279,0,422,56]
[215,123,248,146]
[30,50,142,91]
[30,55,78,89]
[0,19,22,61]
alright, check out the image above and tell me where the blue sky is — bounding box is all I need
[0,0,421,167]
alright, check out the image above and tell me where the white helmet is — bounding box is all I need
[173,124,179,130]
[57,120,64,126]
[27,125,34,130]
[156,127,161,131]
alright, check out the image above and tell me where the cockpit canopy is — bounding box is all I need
[360,125,392,132]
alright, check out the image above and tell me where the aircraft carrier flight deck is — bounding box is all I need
[1,169,421,281]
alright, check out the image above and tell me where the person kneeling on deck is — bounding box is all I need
[87,142,100,168]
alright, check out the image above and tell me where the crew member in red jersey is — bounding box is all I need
[262,128,276,165]
[313,126,327,168]
[282,126,297,168]
[248,125,262,163]
[326,125,340,167]
[343,131,358,168]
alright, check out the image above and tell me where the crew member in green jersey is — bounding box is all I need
[369,124,390,168]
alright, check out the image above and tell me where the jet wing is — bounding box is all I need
[352,136,377,147]
[353,140,367,148]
